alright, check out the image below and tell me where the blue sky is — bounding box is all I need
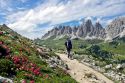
[0,0,125,39]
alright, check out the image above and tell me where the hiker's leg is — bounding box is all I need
[68,49,73,59]
[67,48,70,58]
[68,49,71,58]
[69,49,72,58]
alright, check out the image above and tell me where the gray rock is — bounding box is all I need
[116,64,123,69]
[0,76,13,83]
[105,64,112,69]
[46,56,69,70]
[92,62,95,66]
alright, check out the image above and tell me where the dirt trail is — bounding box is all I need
[56,53,114,83]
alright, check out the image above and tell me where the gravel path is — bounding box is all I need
[56,53,114,83]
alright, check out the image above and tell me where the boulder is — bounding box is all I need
[116,64,123,69]
[105,64,112,69]
[0,76,13,83]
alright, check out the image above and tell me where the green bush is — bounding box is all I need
[87,45,113,59]
[87,45,100,55]
[78,44,87,49]
[0,59,16,77]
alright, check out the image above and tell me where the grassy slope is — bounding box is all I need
[0,25,76,83]
[36,36,125,65]
[37,36,125,58]
[99,41,125,61]
[100,42,125,55]
[36,36,103,52]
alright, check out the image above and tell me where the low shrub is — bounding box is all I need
[0,44,10,58]
[0,59,16,77]
[87,45,113,59]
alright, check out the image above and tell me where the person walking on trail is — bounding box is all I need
[65,38,72,59]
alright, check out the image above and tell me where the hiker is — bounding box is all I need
[65,38,72,58]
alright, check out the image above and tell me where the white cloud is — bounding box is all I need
[5,0,125,39]
[17,26,53,39]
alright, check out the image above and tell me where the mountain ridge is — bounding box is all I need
[42,17,125,40]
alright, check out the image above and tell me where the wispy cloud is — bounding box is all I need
[0,0,125,39]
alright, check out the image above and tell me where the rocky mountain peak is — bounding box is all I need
[42,17,125,40]
[95,22,103,29]
[106,17,125,40]
[85,19,93,26]
[42,19,106,40]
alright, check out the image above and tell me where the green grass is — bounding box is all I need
[96,40,125,68]
[36,36,103,51]
[99,42,125,55]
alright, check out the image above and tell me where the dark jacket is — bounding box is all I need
[65,39,72,49]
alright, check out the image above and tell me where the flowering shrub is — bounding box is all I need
[21,79,27,83]
[0,31,3,35]
[45,74,49,79]
[0,59,16,77]
[0,41,4,45]
[20,79,35,83]
[0,41,10,57]
[24,73,34,80]
[30,80,35,83]
[10,55,47,82]
[0,40,49,82]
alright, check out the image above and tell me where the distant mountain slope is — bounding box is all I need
[41,17,125,40]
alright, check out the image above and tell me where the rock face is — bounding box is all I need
[42,28,59,39]
[42,17,125,40]
[106,17,125,40]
